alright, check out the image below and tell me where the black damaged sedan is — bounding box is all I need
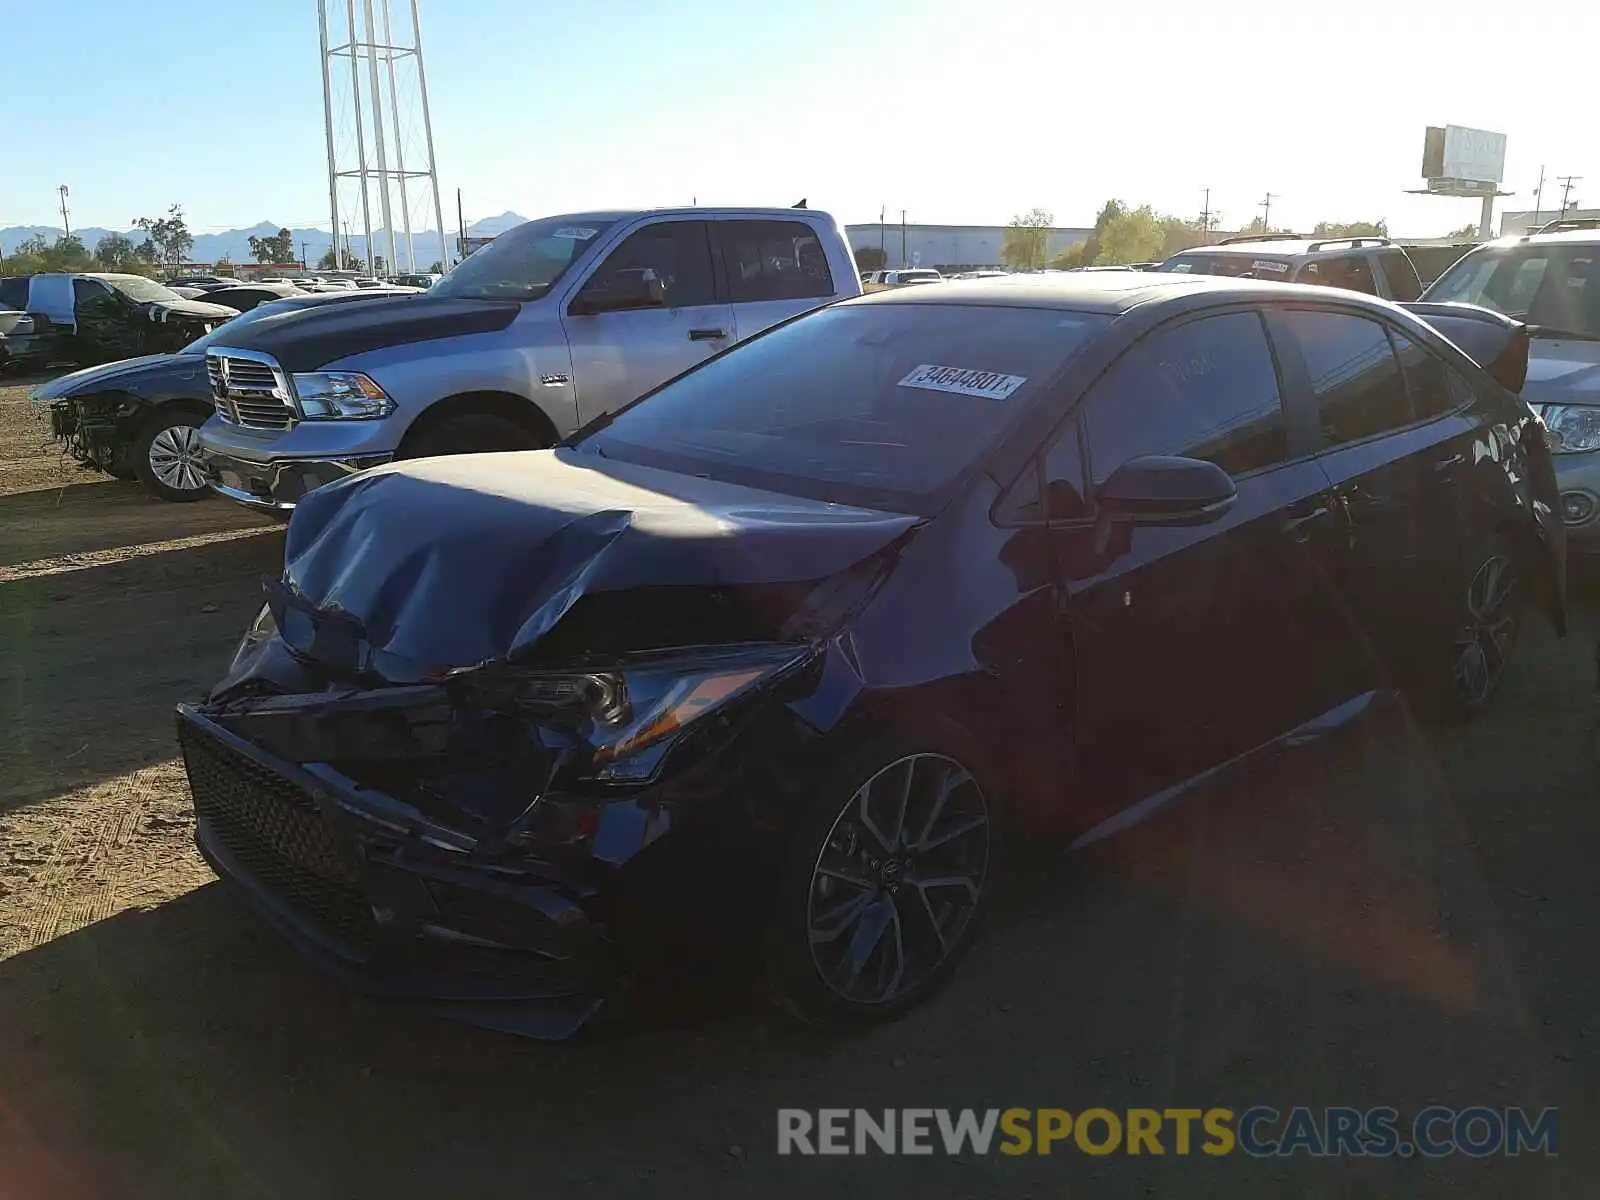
[178,274,1564,1037]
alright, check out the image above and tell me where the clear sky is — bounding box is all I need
[2,0,1592,239]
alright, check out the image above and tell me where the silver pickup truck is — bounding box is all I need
[197,207,861,512]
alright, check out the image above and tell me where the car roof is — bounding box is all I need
[506,206,837,227]
[1489,229,1600,248]
[839,272,1378,315]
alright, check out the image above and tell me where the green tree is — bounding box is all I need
[427,260,444,274]
[1446,222,1479,239]
[317,245,361,271]
[1095,206,1166,265]
[247,227,296,264]
[1079,199,1127,268]
[1001,208,1054,271]
[1050,242,1089,270]
[373,255,388,275]
[1159,217,1206,257]
[47,235,93,271]
[93,232,137,270]
[854,245,887,272]
[1311,219,1387,239]
[14,234,50,258]
[133,204,194,269]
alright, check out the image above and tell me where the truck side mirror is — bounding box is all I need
[570,268,667,315]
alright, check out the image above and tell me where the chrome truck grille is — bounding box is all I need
[205,349,296,429]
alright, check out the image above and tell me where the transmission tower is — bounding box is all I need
[318,0,448,274]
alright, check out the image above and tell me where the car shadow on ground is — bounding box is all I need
[0,661,1592,1199]
[0,528,284,810]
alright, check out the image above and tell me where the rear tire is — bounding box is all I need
[1416,534,1525,721]
[402,412,546,459]
[132,409,212,502]
[763,731,997,1030]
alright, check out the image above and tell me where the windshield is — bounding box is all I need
[101,275,184,304]
[580,303,1107,514]
[431,216,618,301]
[1426,243,1600,337]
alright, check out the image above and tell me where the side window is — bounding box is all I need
[720,220,835,303]
[1083,311,1288,483]
[1378,250,1423,302]
[0,278,27,309]
[1281,310,1411,445]
[998,425,1087,523]
[576,221,715,309]
[1391,330,1457,419]
[1299,255,1376,294]
[72,278,115,313]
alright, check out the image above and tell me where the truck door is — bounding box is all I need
[72,277,143,363]
[713,217,841,341]
[560,220,734,426]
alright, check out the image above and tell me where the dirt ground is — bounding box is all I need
[1,373,1596,1198]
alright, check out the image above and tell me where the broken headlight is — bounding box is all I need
[292,372,394,419]
[513,645,806,780]
[229,602,279,671]
[1541,405,1600,454]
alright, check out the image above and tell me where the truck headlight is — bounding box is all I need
[512,646,807,781]
[292,372,394,419]
[1540,405,1600,454]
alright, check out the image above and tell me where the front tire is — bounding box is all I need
[764,737,995,1029]
[133,409,212,502]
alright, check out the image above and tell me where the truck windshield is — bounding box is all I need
[1427,243,1600,338]
[580,302,1108,515]
[102,275,184,304]
[432,217,618,301]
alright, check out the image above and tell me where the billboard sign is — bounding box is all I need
[1421,125,1507,186]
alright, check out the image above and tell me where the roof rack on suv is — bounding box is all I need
[1534,218,1600,235]
[1216,233,1306,246]
[1305,236,1392,252]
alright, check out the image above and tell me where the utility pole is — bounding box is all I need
[301,239,309,269]
[1260,192,1277,233]
[58,185,71,238]
[456,187,467,263]
[879,205,886,259]
[1532,165,1546,230]
[1200,187,1211,241]
[1558,175,1582,216]
[342,219,353,270]
[900,209,907,268]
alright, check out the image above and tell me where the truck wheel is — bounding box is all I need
[403,412,546,459]
[133,409,212,502]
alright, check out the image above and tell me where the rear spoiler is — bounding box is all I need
[1399,301,1529,394]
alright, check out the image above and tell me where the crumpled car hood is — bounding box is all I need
[279,448,920,677]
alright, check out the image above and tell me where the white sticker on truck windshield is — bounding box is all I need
[553,226,599,240]
[897,364,1027,400]
[1251,259,1290,273]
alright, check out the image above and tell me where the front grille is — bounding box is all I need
[205,351,295,429]
[179,719,378,958]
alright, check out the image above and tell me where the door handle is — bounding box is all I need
[1433,453,1465,475]
[1281,505,1330,542]
[688,327,728,342]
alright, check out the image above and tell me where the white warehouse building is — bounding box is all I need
[844,222,1092,272]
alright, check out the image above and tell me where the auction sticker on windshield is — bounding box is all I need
[898,364,1027,400]
[553,227,600,240]
[1251,260,1290,274]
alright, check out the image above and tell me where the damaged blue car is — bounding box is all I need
[178,274,1564,1037]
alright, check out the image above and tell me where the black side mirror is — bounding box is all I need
[1097,455,1237,526]
[571,268,667,315]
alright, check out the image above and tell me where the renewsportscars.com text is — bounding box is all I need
[776,1106,1558,1158]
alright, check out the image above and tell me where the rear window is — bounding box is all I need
[0,278,28,310]
[582,303,1108,514]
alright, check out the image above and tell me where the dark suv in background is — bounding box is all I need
[1155,236,1425,301]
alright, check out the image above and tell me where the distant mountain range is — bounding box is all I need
[0,211,530,267]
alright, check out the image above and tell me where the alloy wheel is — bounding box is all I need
[806,753,989,1005]
[148,423,208,493]
[1453,553,1519,708]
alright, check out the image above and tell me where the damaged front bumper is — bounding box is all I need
[177,704,620,1038]
[175,643,824,1037]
